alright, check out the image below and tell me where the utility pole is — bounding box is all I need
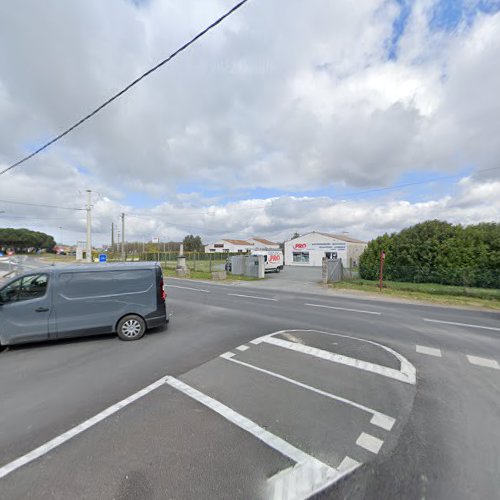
[86,190,92,263]
[121,212,125,261]
[111,222,115,249]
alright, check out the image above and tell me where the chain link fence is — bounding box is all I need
[358,264,500,289]
[105,251,242,273]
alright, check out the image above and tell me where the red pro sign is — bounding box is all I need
[293,243,307,250]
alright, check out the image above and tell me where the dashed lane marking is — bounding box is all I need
[423,318,500,332]
[227,293,278,302]
[466,355,500,370]
[236,345,250,352]
[370,413,395,431]
[356,432,383,454]
[165,376,359,499]
[416,345,442,357]
[221,354,396,431]
[166,284,210,293]
[305,303,381,315]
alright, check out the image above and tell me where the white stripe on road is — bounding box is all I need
[423,318,500,332]
[416,345,442,357]
[370,413,396,431]
[305,303,381,315]
[0,376,169,479]
[221,355,395,430]
[165,376,352,499]
[466,355,500,370]
[356,432,383,454]
[236,345,250,351]
[227,293,278,302]
[166,284,210,293]
[261,336,415,385]
[337,456,361,473]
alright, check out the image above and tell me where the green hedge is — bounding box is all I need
[359,220,500,288]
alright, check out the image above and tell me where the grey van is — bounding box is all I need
[0,263,167,346]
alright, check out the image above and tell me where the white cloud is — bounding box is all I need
[0,0,499,244]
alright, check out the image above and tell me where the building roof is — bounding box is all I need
[251,237,278,245]
[222,239,254,246]
[286,231,366,244]
[316,232,367,244]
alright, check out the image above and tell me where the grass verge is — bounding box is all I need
[330,279,500,310]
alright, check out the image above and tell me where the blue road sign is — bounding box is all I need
[99,254,107,263]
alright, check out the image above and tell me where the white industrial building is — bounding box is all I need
[284,232,367,267]
[204,239,254,253]
[248,237,280,250]
[205,237,280,253]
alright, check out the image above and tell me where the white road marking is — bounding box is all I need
[0,376,169,479]
[166,284,210,293]
[305,303,381,315]
[423,318,500,332]
[466,355,500,370]
[259,329,416,385]
[337,456,361,473]
[282,332,306,344]
[236,345,250,351]
[227,293,278,301]
[416,345,442,357]
[356,432,383,454]
[220,352,235,359]
[370,413,395,431]
[165,377,355,499]
[222,355,395,430]
[261,336,415,385]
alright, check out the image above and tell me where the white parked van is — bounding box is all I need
[251,250,284,273]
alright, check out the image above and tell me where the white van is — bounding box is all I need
[251,250,284,273]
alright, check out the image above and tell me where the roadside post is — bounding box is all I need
[379,250,385,292]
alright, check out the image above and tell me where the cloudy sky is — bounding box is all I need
[0,0,499,246]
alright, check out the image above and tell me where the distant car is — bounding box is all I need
[0,263,168,347]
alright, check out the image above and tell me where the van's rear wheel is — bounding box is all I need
[117,315,146,341]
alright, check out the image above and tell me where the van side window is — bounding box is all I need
[0,278,23,303]
[18,274,48,301]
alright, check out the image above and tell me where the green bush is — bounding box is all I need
[359,221,500,288]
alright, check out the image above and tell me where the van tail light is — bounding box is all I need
[160,278,166,301]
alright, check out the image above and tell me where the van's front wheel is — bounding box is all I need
[117,315,146,341]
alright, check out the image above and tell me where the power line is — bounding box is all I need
[0,0,250,177]
[0,215,69,221]
[0,198,86,211]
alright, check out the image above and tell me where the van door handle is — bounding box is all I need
[35,307,49,312]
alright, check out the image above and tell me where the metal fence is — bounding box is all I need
[106,251,242,273]
[358,264,500,289]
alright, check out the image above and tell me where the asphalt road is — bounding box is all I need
[0,275,499,499]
